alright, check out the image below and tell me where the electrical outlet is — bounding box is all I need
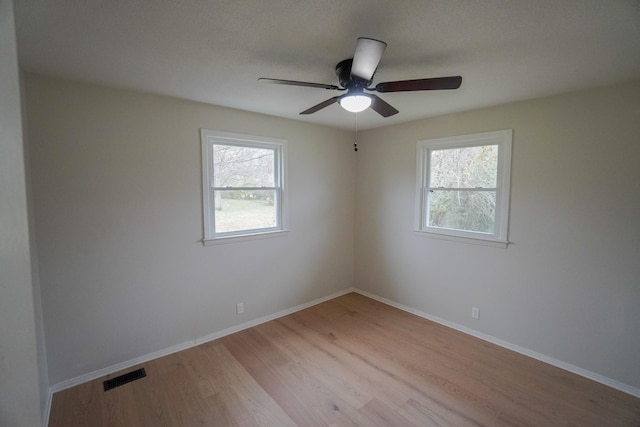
[472,307,480,320]
[236,303,244,314]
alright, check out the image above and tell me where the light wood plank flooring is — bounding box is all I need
[48,292,640,426]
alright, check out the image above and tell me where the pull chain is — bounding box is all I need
[353,112,358,152]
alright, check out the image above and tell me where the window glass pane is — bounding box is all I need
[214,189,277,233]
[213,144,275,187]
[430,145,498,188]
[427,190,496,234]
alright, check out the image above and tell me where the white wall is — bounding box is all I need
[355,79,640,390]
[0,1,46,425]
[25,74,355,385]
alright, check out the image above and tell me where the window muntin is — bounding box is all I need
[201,130,287,243]
[416,130,512,246]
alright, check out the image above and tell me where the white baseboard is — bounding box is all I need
[48,287,354,395]
[353,288,640,399]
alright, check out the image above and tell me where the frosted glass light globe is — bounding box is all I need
[339,95,372,113]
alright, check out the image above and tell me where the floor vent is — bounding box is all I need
[103,368,147,391]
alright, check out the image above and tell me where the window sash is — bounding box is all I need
[211,143,281,188]
[423,188,497,235]
[211,186,280,191]
[209,187,282,236]
[428,144,499,189]
[426,187,497,191]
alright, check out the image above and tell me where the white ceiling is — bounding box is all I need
[13,0,640,130]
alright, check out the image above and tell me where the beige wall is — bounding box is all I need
[25,74,356,384]
[0,0,46,425]
[355,79,640,390]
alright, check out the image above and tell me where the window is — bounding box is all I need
[201,129,287,244]
[415,130,512,247]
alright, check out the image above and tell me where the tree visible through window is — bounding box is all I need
[201,130,287,243]
[428,144,498,233]
[213,144,277,233]
[416,130,512,246]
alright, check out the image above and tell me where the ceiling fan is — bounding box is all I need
[258,37,462,117]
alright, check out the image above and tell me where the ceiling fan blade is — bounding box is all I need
[375,76,462,92]
[259,78,341,90]
[369,94,399,117]
[300,96,341,115]
[350,37,387,82]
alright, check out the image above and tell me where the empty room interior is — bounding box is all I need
[2,1,640,426]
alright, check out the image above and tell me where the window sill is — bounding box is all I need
[413,230,509,248]
[202,230,289,246]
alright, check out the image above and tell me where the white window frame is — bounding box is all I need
[414,129,512,248]
[201,129,288,245]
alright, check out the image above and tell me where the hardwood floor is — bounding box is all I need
[48,293,640,426]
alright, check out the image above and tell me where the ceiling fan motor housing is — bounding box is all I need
[336,59,372,90]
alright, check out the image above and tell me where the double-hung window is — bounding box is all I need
[415,130,512,247]
[201,129,287,244]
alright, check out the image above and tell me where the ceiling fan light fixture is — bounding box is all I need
[339,94,372,113]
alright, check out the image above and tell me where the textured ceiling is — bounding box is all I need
[13,0,640,130]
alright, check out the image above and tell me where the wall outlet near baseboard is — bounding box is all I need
[236,303,244,314]
[472,307,480,320]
